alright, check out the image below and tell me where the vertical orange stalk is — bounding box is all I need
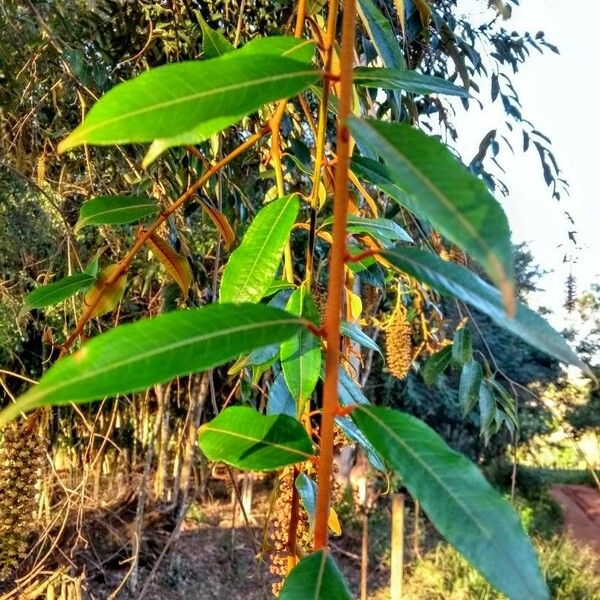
[313,0,357,550]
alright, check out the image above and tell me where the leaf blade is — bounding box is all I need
[354,67,469,97]
[24,273,95,309]
[198,406,314,471]
[58,42,318,152]
[349,118,515,312]
[220,195,299,304]
[353,405,549,600]
[279,550,352,600]
[75,195,158,231]
[0,304,305,426]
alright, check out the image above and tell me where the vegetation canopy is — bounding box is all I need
[0,0,594,597]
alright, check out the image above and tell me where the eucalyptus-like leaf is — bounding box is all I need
[75,195,158,232]
[353,405,549,600]
[459,360,483,417]
[84,264,127,317]
[0,304,305,426]
[58,38,318,153]
[198,406,314,471]
[357,0,406,71]
[220,195,299,304]
[354,67,469,97]
[452,328,473,364]
[349,118,515,313]
[280,286,322,405]
[422,345,453,385]
[24,273,95,310]
[198,13,234,58]
[323,215,412,247]
[340,322,381,354]
[383,247,590,375]
[279,551,352,600]
[267,373,296,418]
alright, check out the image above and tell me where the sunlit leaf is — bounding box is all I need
[220,195,299,304]
[197,13,234,58]
[353,405,549,600]
[198,406,314,471]
[75,195,158,232]
[58,38,318,153]
[0,304,305,426]
[146,232,193,294]
[24,273,95,310]
[84,263,127,317]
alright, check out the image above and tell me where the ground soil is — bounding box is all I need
[550,484,600,571]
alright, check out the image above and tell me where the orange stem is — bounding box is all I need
[313,0,357,550]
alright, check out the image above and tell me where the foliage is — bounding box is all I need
[0,0,590,597]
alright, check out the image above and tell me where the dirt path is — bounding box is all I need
[550,484,600,566]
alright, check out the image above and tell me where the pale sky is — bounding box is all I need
[446,0,599,330]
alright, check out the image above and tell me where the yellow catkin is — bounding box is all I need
[36,153,46,187]
[0,419,44,580]
[267,469,311,597]
[385,312,413,380]
[313,284,328,326]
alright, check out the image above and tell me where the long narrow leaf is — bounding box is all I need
[0,304,305,426]
[353,405,549,600]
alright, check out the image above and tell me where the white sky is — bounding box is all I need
[448,0,599,329]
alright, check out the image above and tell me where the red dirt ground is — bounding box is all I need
[550,484,600,570]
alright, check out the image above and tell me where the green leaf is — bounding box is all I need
[58,38,318,153]
[354,67,469,97]
[24,273,95,310]
[220,195,299,304]
[383,247,590,375]
[279,550,352,600]
[340,322,381,354]
[422,345,453,385]
[459,360,483,417]
[452,328,473,364]
[0,304,305,426]
[323,215,412,247]
[295,472,317,524]
[337,369,385,470]
[349,118,515,312]
[267,373,297,418]
[75,195,158,232]
[353,405,549,600]
[479,381,497,435]
[357,0,406,71]
[280,286,322,405]
[197,406,314,471]
[197,13,234,58]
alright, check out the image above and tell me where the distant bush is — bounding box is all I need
[403,536,600,600]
